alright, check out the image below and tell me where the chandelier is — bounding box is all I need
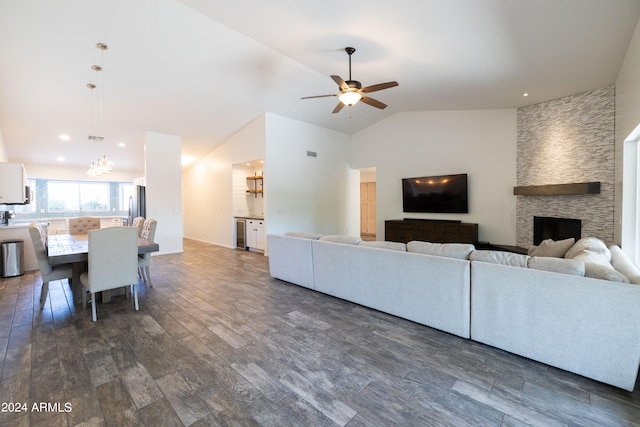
[87,42,113,176]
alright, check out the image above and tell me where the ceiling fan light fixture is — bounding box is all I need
[339,91,362,106]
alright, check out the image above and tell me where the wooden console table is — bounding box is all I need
[385,220,478,244]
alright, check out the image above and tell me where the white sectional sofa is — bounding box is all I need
[266,232,640,391]
[471,262,640,391]
[312,238,472,339]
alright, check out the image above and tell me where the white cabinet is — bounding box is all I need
[0,163,28,205]
[246,219,265,251]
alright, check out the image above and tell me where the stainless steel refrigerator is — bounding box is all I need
[128,185,146,224]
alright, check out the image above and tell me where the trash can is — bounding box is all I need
[1,240,24,278]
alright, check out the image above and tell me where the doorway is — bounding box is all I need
[360,168,376,241]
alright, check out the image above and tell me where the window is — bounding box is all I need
[47,180,110,212]
[622,123,640,266]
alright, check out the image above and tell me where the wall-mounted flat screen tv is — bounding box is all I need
[402,173,468,213]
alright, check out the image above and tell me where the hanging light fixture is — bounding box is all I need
[87,42,113,176]
[338,90,362,106]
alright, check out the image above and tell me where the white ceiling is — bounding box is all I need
[1,0,639,173]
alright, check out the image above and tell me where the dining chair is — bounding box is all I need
[68,216,101,234]
[131,216,145,237]
[80,227,139,322]
[138,218,157,287]
[28,222,74,309]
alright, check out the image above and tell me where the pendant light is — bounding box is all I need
[87,42,113,176]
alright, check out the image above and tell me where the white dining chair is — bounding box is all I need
[28,222,74,309]
[138,218,157,287]
[80,227,139,321]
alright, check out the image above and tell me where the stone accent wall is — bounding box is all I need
[516,86,615,247]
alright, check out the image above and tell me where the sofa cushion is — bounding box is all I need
[284,232,323,240]
[358,241,407,251]
[319,235,362,245]
[565,237,611,261]
[529,237,575,258]
[584,263,630,283]
[407,241,475,260]
[470,250,529,267]
[528,257,585,276]
[609,245,640,285]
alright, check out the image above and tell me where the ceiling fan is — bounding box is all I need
[302,47,399,114]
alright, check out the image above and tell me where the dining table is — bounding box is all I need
[47,232,160,303]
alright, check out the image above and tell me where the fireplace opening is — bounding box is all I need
[533,216,581,245]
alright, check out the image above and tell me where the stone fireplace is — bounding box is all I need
[515,86,615,247]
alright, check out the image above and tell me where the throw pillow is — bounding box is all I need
[528,257,585,276]
[569,249,630,283]
[406,241,475,260]
[358,241,407,251]
[565,237,611,261]
[470,250,530,268]
[529,237,575,258]
[319,235,362,245]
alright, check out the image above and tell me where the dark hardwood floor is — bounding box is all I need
[1,238,639,426]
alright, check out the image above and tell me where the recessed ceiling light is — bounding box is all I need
[59,134,70,140]
[523,93,529,97]
[118,142,126,147]
[56,156,65,162]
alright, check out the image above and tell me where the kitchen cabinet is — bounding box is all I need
[0,163,29,205]
[246,219,265,251]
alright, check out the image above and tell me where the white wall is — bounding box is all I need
[144,131,183,255]
[616,16,640,245]
[183,113,354,247]
[183,114,265,247]
[264,113,353,236]
[350,109,517,245]
[22,163,142,181]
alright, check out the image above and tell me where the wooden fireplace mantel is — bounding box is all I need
[513,182,600,196]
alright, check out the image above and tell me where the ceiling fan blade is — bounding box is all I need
[360,96,387,110]
[331,75,349,91]
[332,102,345,114]
[301,94,338,99]
[360,81,399,93]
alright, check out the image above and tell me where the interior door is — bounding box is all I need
[360,182,376,237]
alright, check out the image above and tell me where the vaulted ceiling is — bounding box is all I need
[1,0,639,172]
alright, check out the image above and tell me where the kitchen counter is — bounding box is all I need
[235,215,264,220]
[0,221,49,229]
